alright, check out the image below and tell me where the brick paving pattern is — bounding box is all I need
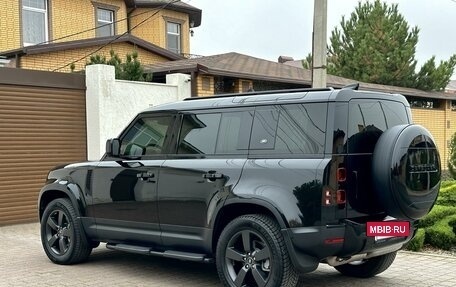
[1,223,455,286]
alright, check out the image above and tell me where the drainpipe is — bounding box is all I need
[127,8,137,34]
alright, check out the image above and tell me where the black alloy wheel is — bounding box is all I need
[45,209,73,256]
[40,198,92,264]
[216,214,298,287]
[225,229,272,286]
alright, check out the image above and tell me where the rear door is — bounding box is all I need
[344,99,410,218]
[158,108,253,252]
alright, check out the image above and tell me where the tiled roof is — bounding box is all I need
[446,80,456,91]
[146,52,456,100]
[0,34,184,61]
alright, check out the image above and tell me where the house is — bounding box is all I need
[146,52,456,169]
[0,0,201,71]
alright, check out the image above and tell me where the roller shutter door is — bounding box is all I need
[0,85,86,225]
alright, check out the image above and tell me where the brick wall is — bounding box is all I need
[130,9,190,54]
[411,101,450,169]
[196,75,214,97]
[0,0,128,52]
[20,42,168,72]
[51,0,128,42]
[0,1,189,55]
[0,0,21,51]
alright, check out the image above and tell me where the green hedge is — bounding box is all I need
[440,180,456,189]
[406,228,426,251]
[436,184,456,206]
[450,218,456,235]
[418,205,456,228]
[425,214,456,250]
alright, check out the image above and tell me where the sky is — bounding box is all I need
[188,0,456,79]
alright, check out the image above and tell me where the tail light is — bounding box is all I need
[322,167,347,208]
[336,190,346,204]
[337,168,347,182]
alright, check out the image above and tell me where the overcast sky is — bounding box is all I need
[188,0,456,79]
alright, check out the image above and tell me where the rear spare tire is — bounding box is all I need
[372,124,441,220]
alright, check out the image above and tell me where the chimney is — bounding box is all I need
[278,56,294,63]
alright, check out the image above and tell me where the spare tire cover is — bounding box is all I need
[372,124,441,220]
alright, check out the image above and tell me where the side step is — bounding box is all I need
[106,243,214,263]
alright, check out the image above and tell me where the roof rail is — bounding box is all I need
[183,87,333,101]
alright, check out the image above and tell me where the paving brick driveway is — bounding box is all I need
[1,223,455,287]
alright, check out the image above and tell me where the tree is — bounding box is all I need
[448,132,456,179]
[325,0,455,91]
[414,55,456,91]
[86,50,151,82]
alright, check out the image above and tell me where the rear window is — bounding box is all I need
[249,103,327,155]
[347,100,409,153]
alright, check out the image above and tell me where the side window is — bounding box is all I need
[121,116,174,157]
[250,103,327,154]
[178,111,253,155]
[178,114,221,154]
[348,100,408,153]
[217,111,253,154]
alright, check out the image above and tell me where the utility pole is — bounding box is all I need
[312,0,327,88]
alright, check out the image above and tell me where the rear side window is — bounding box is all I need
[348,100,409,153]
[250,103,327,155]
[178,111,253,155]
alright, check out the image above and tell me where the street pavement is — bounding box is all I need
[1,223,455,286]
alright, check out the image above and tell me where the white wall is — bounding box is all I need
[86,64,190,160]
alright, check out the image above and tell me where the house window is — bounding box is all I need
[202,77,211,91]
[166,22,181,54]
[96,8,114,37]
[22,0,48,46]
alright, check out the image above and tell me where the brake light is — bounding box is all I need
[337,167,347,182]
[337,190,346,204]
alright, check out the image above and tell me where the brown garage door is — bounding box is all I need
[0,84,86,225]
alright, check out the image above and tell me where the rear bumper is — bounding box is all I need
[282,219,416,273]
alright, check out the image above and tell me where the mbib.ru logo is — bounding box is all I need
[366,222,410,237]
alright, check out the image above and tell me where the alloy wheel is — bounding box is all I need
[45,209,73,256]
[225,230,271,287]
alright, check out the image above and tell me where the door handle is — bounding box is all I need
[137,171,156,182]
[202,171,224,181]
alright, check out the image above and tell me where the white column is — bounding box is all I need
[166,73,191,100]
[85,64,116,161]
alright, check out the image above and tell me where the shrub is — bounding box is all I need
[406,228,425,251]
[425,215,456,250]
[440,180,456,189]
[436,183,456,206]
[450,218,456,235]
[418,205,456,228]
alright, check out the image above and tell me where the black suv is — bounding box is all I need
[38,87,441,287]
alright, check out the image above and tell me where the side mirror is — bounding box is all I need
[106,138,120,157]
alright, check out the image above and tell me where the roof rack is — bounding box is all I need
[183,87,333,101]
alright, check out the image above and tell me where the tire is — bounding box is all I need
[334,251,397,278]
[216,214,298,287]
[372,124,441,220]
[40,198,92,264]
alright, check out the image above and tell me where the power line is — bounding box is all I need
[52,0,182,72]
[33,9,158,47]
